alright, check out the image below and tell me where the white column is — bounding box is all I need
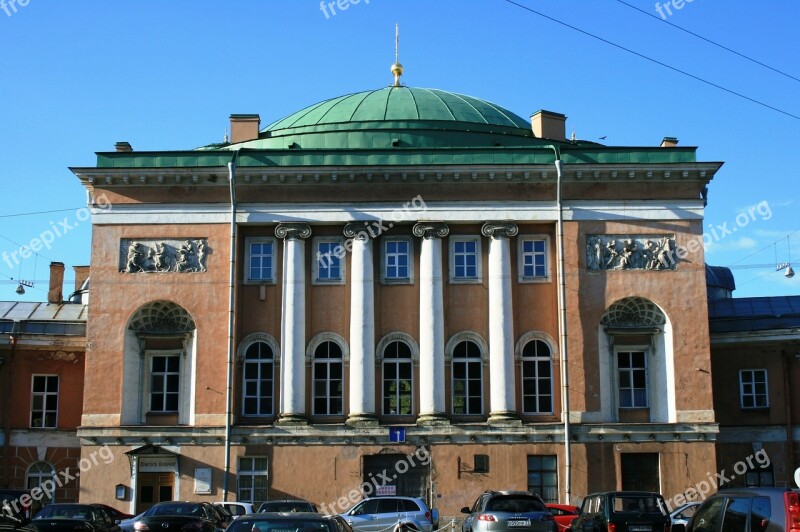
[482,221,519,423]
[413,222,449,425]
[275,222,311,423]
[344,222,377,425]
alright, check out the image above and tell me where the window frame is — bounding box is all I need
[517,235,551,283]
[520,340,554,415]
[616,348,649,409]
[312,341,345,416]
[739,368,769,409]
[451,340,484,416]
[27,462,56,505]
[244,237,277,284]
[30,374,59,429]
[241,341,275,417]
[449,236,482,284]
[381,237,414,284]
[312,237,346,285]
[527,455,558,503]
[237,456,269,505]
[382,340,414,416]
[144,350,183,415]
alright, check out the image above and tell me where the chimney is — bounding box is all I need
[48,262,65,304]
[660,137,679,147]
[115,141,133,152]
[230,114,261,144]
[73,266,90,292]
[531,110,567,140]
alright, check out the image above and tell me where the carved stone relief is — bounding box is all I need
[586,235,676,271]
[120,239,209,273]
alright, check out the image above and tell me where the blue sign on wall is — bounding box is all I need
[389,427,406,442]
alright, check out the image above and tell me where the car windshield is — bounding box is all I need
[228,518,333,532]
[612,496,665,515]
[148,503,204,516]
[486,496,546,513]
[34,506,92,520]
[260,503,314,513]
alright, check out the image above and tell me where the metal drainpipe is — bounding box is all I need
[549,147,572,504]
[223,158,238,501]
[4,323,19,487]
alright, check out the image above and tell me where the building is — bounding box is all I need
[70,66,726,517]
[0,263,89,505]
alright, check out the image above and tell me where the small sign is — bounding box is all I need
[376,485,397,496]
[195,468,212,494]
[139,455,178,473]
[389,427,406,443]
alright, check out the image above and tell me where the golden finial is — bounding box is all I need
[391,23,403,87]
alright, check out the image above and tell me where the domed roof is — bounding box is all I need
[265,86,532,132]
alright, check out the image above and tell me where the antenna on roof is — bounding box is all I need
[391,23,404,87]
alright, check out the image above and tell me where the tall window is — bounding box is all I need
[521,340,553,414]
[313,341,344,416]
[740,369,768,409]
[246,238,276,283]
[451,238,480,282]
[242,342,274,416]
[618,351,647,408]
[238,457,269,505]
[383,341,413,415]
[150,355,180,412]
[313,239,344,284]
[452,340,483,415]
[383,239,411,282]
[519,238,548,281]
[31,375,59,428]
[27,462,56,505]
[527,455,558,503]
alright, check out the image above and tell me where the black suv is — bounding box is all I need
[675,488,800,532]
[461,490,555,532]
[571,491,670,532]
[0,489,43,525]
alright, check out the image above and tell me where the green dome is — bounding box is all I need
[233,86,538,151]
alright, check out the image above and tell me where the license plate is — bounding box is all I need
[508,520,531,527]
[629,526,652,531]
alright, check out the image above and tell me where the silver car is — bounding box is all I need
[341,496,438,532]
[461,491,556,532]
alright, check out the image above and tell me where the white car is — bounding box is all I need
[214,502,257,519]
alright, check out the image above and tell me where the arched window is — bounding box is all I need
[521,340,553,414]
[242,341,274,416]
[313,341,343,415]
[452,340,483,415]
[27,462,56,505]
[383,341,413,415]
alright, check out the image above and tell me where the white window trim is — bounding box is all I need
[517,235,551,283]
[142,349,189,419]
[380,338,416,416]
[240,338,277,418]
[381,236,414,285]
[448,339,484,416]
[311,237,346,285]
[30,374,59,429]
[449,236,482,284]
[238,457,269,504]
[244,237,277,284]
[614,346,650,410]
[519,340,555,415]
[739,368,769,409]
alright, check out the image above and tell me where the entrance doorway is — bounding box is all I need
[363,453,430,499]
[137,473,174,512]
[621,453,660,492]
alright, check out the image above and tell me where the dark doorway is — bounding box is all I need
[137,473,174,512]
[363,453,430,499]
[621,453,660,492]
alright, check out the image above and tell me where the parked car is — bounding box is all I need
[340,496,438,532]
[29,503,121,532]
[546,504,580,531]
[214,502,257,519]
[225,512,352,532]
[674,487,800,532]
[132,501,230,532]
[258,500,319,513]
[669,502,701,527]
[0,488,44,524]
[570,491,669,532]
[461,490,555,532]
[94,504,134,522]
[119,512,145,532]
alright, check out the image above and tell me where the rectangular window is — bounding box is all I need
[527,455,558,503]
[382,238,413,283]
[31,375,59,428]
[245,238,276,283]
[238,457,269,505]
[312,238,345,284]
[450,237,481,283]
[740,369,769,409]
[150,355,180,412]
[518,236,550,282]
[618,351,647,408]
[620,453,660,492]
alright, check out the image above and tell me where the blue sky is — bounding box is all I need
[0,1,798,302]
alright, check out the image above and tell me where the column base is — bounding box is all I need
[417,412,450,426]
[275,413,308,425]
[488,411,522,426]
[346,413,379,427]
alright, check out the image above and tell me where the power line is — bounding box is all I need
[726,229,798,267]
[500,0,800,122]
[614,0,800,84]
[0,207,84,218]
